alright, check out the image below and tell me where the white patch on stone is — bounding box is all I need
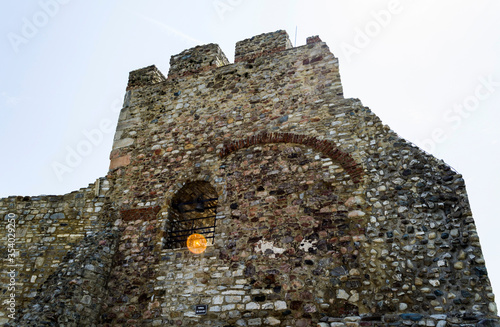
[299,239,317,252]
[255,240,285,256]
[337,289,349,300]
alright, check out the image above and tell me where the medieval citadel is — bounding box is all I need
[1,30,499,326]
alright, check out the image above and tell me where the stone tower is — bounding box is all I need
[1,30,499,326]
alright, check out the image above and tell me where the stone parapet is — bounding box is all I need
[168,43,229,79]
[234,30,293,63]
[126,65,166,90]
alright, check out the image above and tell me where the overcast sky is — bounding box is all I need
[1,0,499,302]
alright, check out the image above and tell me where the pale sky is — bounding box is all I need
[1,0,499,303]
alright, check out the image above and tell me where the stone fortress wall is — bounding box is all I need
[1,30,498,326]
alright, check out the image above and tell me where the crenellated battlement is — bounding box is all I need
[234,30,293,63]
[115,30,343,167]
[167,43,229,79]
[126,65,166,90]
[126,30,299,88]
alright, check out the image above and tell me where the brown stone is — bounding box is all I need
[109,154,131,170]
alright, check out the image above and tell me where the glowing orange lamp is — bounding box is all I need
[187,233,207,254]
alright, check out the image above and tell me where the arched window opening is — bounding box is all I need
[164,181,218,249]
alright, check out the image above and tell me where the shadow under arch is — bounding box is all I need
[163,181,219,249]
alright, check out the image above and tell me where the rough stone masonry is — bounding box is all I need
[1,30,499,327]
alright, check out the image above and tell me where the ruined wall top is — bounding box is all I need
[126,65,167,91]
[167,43,230,79]
[234,30,293,62]
[126,30,302,89]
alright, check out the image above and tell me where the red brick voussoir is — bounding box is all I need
[218,132,364,184]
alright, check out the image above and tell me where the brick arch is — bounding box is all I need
[219,132,364,183]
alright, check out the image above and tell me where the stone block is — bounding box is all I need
[235,30,292,62]
[109,154,131,170]
[168,43,229,78]
[127,65,166,90]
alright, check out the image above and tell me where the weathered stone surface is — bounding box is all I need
[127,65,166,90]
[0,30,498,326]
